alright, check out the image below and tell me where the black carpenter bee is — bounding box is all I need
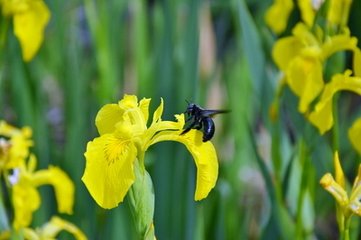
[181,102,229,142]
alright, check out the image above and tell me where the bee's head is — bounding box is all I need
[184,102,197,115]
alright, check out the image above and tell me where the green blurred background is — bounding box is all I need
[2,0,361,239]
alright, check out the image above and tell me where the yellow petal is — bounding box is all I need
[287,56,324,113]
[118,94,138,110]
[32,166,75,214]
[309,71,361,134]
[12,184,41,229]
[320,173,348,206]
[349,118,361,155]
[41,216,87,240]
[82,134,137,209]
[321,31,357,60]
[272,37,303,71]
[152,98,164,124]
[95,104,124,135]
[139,98,151,124]
[150,127,218,201]
[334,152,345,188]
[327,0,352,27]
[13,0,50,61]
[297,0,316,27]
[264,0,294,34]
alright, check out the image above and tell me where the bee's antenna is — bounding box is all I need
[185,99,190,105]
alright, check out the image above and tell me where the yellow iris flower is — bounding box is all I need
[308,70,361,134]
[82,95,219,209]
[272,23,361,113]
[0,0,50,61]
[10,155,74,229]
[320,152,361,223]
[0,121,32,170]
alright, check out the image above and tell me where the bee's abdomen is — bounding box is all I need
[202,118,215,142]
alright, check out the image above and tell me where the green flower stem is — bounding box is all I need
[340,215,351,240]
[127,160,155,240]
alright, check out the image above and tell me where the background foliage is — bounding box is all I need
[1,0,361,239]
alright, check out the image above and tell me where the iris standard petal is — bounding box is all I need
[139,98,151,124]
[13,0,50,61]
[298,0,316,27]
[150,129,218,200]
[82,134,137,209]
[96,104,124,135]
[152,98,164,124]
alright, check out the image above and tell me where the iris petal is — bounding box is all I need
[96,104,124,135]
[82,134,137,209]
[348,118,361,155]
[13,0,50,61]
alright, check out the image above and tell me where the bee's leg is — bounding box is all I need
[181,120,197,135]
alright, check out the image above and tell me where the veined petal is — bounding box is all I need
[82,134,137,209]
[287,56,324,113]
[13,0,50,61]
[96,104,124,135]
[12,184,41,229]
[150,127,218,200]
[32,166,75,214]
[264,0,294,34]
[348,118,361,155]
[320,173,348,206]
[309,71,361,134]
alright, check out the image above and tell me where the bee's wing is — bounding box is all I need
[201,109,230,117]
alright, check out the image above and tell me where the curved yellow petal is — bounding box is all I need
[118,94,138,110]
[96,104,124,135]
[287,56,324,113]
[272,37,303,71]
[349,118,361,155]
[12,184,41,229]
[309,71,361,134]
[41,216,87,240]
[334,152,345,188]
[264,0,294,34]
[321,32,357,60]
[13,0,50,61]
[150,128,218,201]
[82,134,137,209]
[327,0,352,27]
[32,166,75,214]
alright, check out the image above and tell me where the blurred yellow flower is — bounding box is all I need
[308,70,361,134]
[273,24,361,113]
[265,0,294,34]
[0,0,50,61]
[10,155,74,229]
[320,152,361,218]
[348,118,361,155]
[23,216,87,240]
[82,95,218,209]
[0,121,32,170]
